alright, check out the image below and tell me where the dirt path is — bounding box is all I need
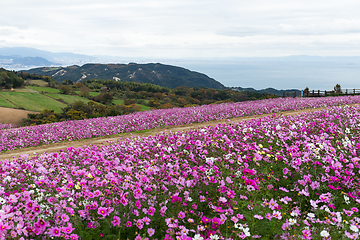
[1,105,339,160]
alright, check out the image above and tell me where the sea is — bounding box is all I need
[165,59,360,91]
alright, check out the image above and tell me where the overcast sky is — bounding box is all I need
[1,0,360,58]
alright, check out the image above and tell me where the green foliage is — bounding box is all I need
[23,101,143,126]
[79,86,91,98]
[59,85,72,95]
[0,68,24,89]
[94,92,113,104]
[18,71,55,83]
[81,79,273,109]
[62,79,74,85]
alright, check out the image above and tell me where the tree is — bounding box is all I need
[303,87,309,95]
[94,92,113,104]
[79,86,90,98]
[334,84,342,94]
[59,85,72,95]
[62,79,74,85]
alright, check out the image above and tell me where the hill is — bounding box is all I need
[0,47,95,67]
[0,55,54,68]
[24,63,225,89]
[230,86,301,96]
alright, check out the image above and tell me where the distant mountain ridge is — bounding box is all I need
[24,63,225,89]
[0,55,55,68]
[230,87,300,96]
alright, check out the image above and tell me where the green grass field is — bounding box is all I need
[139,104,151,111]
[45,93,91,105]
[0,92,66,113]
[74,91,101,97]
[28,86,60,93]
[112,99,151,111]
[0,95,17,108]
[26,80,49,87]
[113,99,124,105]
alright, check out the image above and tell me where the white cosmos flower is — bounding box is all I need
[344,195,350,204]
[350,225,359,233]
[320,230,330,237]
[193,234,203,240]
[289,218,297,225]
[209,235,219,240]
[307,213,315,218]
[243,227,251,236]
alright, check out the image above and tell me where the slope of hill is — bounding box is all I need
[24,63,225,89]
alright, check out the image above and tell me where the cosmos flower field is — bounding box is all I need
[1,98,360,239]
[0,124,14,131]
[2,96,360,153]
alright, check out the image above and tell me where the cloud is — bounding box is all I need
[1,0,360,57]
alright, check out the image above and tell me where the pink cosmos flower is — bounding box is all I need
[8,194,18,203]
[136,219,144,230]
[70,234,79,240]
[212,217,222,228]
[160,206,167,216]
[62,225,74,234]
[265,213,273,220]
[135,200,141,209]
[178,211,185,219]
[164,234,173,240]
[302,229,312,239]
[148,206,155,216]
[142,216,151,225]
[120,197,128,206]
[112,216,121,226]
[61,214,70,222]
[97,207,108,217]
[268,198,278,210]
[148,228,155,236]
[273,210,282,220]
[351,207,359,212]
[282,220,290,230]
[50,227,61,237]
[26,201,34,210]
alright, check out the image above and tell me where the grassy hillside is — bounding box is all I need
[28,86,60,93]
[0,92,66,113]
[74,91,100,96]
[26,80,49,87]
[0,95,17,108]
[45,93,92,105]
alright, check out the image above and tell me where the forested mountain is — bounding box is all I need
[24,63,225,89]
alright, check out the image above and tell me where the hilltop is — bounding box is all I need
[24,63,225,89]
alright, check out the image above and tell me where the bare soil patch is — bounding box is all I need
[0,107,38,126]
[0,105,339,160]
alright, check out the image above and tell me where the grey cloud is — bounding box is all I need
[1,0,360,58]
